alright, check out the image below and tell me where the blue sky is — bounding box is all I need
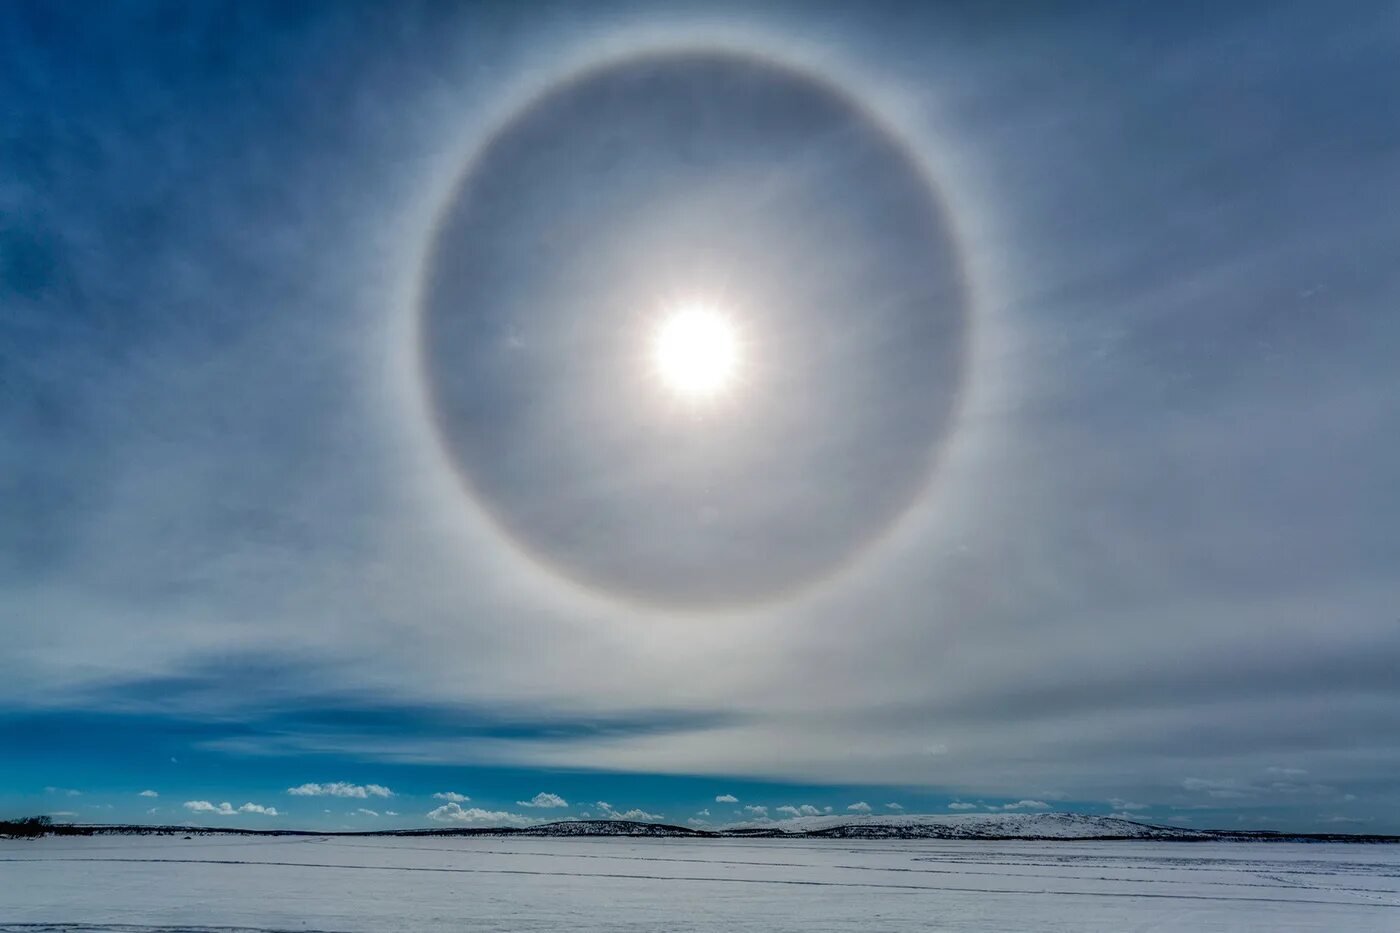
[3,1,1399,834]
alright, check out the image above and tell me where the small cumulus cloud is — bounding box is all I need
[885,803,904,811]
[847,801,872,813]
[385,811,398,816]
[596,801,663,820]
[432,791,470,802]
[615,808,663,820]
[744,805,768,816]
[776,804,821,817]
[138,790,159,798]
[517,792,568,808]
[948,801,978,810]
[425,802,536,826]
[715,794,738,803]
[184,801,278,816]
[695,808,710,817]
[354,808,379,817]
[1108,798,1148,811]
[287,782,392,799]
[989,800,1049,811]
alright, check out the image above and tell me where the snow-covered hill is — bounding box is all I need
[509,820,711,837]
[717,812,1199,839]
[491,813,1201,840]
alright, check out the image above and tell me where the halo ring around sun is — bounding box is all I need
[413,44,976,613]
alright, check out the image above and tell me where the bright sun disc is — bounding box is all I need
[652,305,739,399]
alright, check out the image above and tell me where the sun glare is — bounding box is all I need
[652,305,740,400]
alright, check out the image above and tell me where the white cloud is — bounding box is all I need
[286,782,392,799]
[596,801,663,821]
[948,802,978,810]
[48,810,77,818]
[517,792,568,808]
[885,802,904,810]
[990,799,1049,811]
[776,804,821,817]
[715,794,738,803]
[744,805,768,816]
[616,808,663,820]
[138,790,159,798]
[354,808,379,817]
[183,800,278,816]
[425,802,536,826]
[385,811,399,816]
[1108,798,1147,811]
[695,808,710,817]
[432,791,470,803]
[146,807,160,815]
[847,801,872,813]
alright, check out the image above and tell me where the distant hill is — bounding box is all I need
[8,812,1397,843]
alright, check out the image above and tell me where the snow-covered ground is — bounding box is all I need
[2,834,1398,931]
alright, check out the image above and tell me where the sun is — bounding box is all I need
[651,304,740,400]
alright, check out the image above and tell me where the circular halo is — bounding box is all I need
[413,45,975,612]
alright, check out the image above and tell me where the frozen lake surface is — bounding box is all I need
[3,834,1398,931]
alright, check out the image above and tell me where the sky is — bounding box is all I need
[3,1,1399,834]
